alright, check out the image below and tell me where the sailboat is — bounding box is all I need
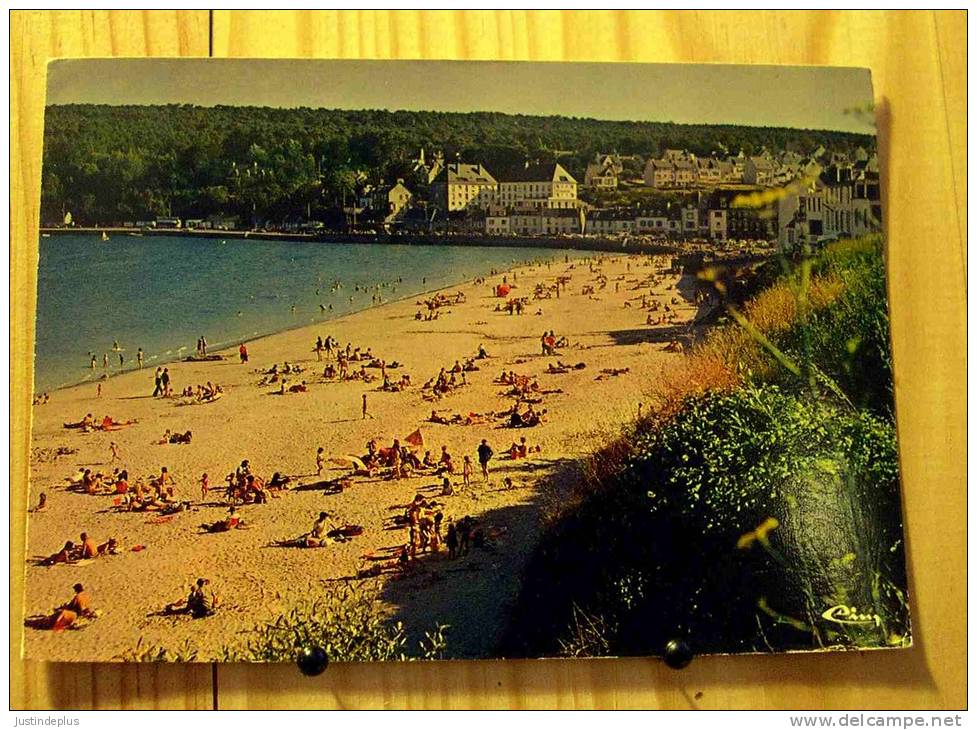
[100,231,110,242]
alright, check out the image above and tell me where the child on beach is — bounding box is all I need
[200,473,209,501]
[316,447,325,476]
[109,441,120,462]
[462,455,473,489]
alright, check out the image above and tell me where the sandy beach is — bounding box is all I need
[23,252,699,661]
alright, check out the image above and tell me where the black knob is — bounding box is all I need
[663,639,693,669]
[296,645,329,676]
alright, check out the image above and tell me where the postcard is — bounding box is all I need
[22,59,908,663]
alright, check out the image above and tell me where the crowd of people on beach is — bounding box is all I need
[29,253,696,646]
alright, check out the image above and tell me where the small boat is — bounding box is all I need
[100,231,110,242]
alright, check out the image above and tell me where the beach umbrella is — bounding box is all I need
[330,455,366,471]
[404,428,424,448]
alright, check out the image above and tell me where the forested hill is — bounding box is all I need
[41,104,876,225]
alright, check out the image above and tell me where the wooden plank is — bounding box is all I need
[10,9,214,710]
[933,11,967,272]
[210,10,966,709]
[13,9,964,710]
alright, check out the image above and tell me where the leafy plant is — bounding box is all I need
[222,581,448,663]
[115,637,199,663]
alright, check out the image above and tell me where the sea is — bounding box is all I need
[34,234,585,393]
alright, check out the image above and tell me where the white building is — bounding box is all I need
[778,164,882,249]
[497,162,579,210]
[643,159,676,188]
[432,163,498,212]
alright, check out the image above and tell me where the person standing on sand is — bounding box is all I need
[109,441,120,462]
[239,343,249,364]
[137,348,143,368]
[446,522,458,560]
[477,439,494,481]
[316,447,325,476]
[96,383,102,399]
[161,368,171,397]
[362,393,373,420]
[152,367,163,397]
[200,473,209,501]
[201,336,208,356]
[462,456,473,489]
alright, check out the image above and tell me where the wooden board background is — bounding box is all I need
[9,10,966,710]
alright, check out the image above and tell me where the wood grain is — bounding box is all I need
[9,9,213,710]
[11,9,966,710]
[933,11,967,272]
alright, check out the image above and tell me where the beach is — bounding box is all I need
[24,252,700,661]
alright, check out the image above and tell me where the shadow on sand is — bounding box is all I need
[376,455,584,660]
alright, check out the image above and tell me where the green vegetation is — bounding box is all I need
[115,638,199,662]
[117,582,448,663]
[221,582,448,663]
[42,104,873,225]
[502,235,909,658]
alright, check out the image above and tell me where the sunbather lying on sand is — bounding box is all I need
[96,415,138,432]
[201,507,245,533]
[25,583,98,632]
[545,361,586,374]
[63,413,95,431]
[596,367,631,380]
[39,541,75,566]
[38,531,105,565]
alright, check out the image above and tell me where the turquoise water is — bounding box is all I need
[34,235,583,393]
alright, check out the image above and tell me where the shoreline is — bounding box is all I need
[34,249,592,396]
[40,226,682,255]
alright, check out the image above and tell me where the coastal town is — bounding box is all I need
[47,143,881,253]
